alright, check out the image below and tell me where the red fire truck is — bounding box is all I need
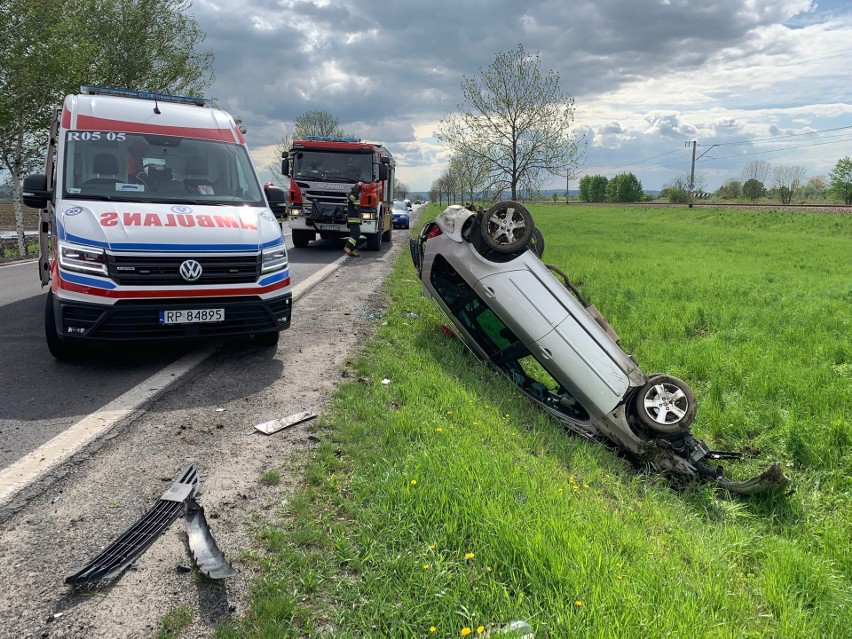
[283,137,395,251]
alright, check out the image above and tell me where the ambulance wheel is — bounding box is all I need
[480,200,534,254]
[366,232,381,251]
[292,230,313,248]
[632,375,696,434]
[252,330,280,347]
[44,292,82,360]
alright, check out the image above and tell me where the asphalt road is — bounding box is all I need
[0,223,374,473]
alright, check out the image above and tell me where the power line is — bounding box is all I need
[700,135,852,162]
[700,124,852,148]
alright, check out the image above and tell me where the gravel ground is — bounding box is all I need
[0,228,410,638]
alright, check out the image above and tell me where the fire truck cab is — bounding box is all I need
[283,137,394,251]
[21,86,292,359]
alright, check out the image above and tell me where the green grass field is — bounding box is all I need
[220,204,851,638]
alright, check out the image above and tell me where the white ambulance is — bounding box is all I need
[22,86,291,359]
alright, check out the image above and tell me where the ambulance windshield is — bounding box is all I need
[62,131,264,205]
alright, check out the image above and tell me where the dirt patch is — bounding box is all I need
[0,201,37,232]
[0,227,412,637]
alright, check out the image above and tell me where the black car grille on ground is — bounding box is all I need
[65,466,200,586]
[107,254,260,286]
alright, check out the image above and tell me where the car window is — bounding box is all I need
[430,254,589,421]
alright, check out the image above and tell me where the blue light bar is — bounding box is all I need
[80,85,209,107]
[303,136,362,143]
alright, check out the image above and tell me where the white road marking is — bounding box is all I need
[0,254,347,507]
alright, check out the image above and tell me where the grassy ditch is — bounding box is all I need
[221,204,851,638]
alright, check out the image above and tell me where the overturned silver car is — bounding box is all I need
[410,201,789,495]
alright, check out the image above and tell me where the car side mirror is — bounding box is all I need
[22,173,52,209]
[265,185,288,219]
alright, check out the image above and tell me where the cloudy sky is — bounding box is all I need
[192,0,852,193]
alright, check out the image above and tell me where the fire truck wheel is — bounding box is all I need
[292,230,313,248]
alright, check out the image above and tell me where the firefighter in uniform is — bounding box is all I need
[344,181,363,256]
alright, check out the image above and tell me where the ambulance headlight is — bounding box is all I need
[59,241,108,276]
[261,245,288,273]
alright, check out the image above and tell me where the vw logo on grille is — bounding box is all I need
[179,260,203,282]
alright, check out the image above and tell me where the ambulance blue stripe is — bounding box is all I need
[61,270,117,290]
[64,232,283,252]
[259,270,290,286]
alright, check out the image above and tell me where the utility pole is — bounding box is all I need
[686,140,696,208]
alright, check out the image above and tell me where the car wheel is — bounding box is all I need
[529,227,545,258]
[479,200,534,253]
[632,374,696,434]
[45,291,82,360]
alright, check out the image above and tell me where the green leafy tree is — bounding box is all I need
[438,43,581,200]
[828,156,852,204]
[578,174,608,202]
[1,0,214,256]
[742,178,766,201]
[715,178,742,200]
[606,172,643,202]
[661,176,689,204]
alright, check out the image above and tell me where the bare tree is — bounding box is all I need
[438,43,580,200]
[393,180,410,200]
[449,149,490,204]
[268,110,348,184]
[772,165,807,204]
[742,160,772,184]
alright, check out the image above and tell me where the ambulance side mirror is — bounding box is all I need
[22,174,52,209]
[265,185,288,220]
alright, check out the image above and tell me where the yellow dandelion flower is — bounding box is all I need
[436,427,443,433]
[465,552,475,559]
[583,483,589,488]
[461,628,472,636]
[616,575,623,580]
[485,566,492,572]
[410,479,417,485]
[575,600,584,607]
[429,544,436,550]
[477,626,485,634]
[423,564,430,570]
[558,487,564,493]
[447,411,453,415]
[430,627,437,633]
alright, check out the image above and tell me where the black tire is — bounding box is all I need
[529,227,545,258]
[252,330,280,347]
[479,200,534,253]
[382,225,392,243]
[632,374,696,434]
[366,232,381,251]
[292,229,314,248]
[44,291,82,360]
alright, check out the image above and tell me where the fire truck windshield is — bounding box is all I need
[293,150,373,183]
